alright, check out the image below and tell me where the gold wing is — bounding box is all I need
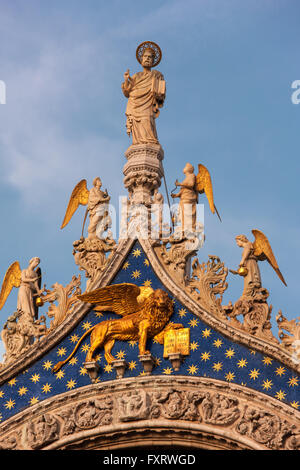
[0,261,22,311]
[61,179,90,229]
[195,164,221,220]
[78,283,153,316]
[252,229,287,286]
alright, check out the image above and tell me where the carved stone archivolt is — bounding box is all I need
[0,377,299,450]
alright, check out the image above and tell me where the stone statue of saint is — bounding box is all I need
[121,41,166,146]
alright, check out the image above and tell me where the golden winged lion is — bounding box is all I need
[52,283,183,372]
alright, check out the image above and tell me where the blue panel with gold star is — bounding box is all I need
[0,241,299,423]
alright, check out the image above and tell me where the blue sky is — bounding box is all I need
[0,0,299,356]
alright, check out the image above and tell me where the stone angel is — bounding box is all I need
[231,230,287,297]
[0,257,44,320]
[61,177,110,240]
[171,163,221,232]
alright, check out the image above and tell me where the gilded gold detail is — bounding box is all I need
[52,283,180,371]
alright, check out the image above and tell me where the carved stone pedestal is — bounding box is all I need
[83,361,100,383]
[138,354,155,375]
[123,144,164,206]
[111,359,128,379]
[167,353,183,371]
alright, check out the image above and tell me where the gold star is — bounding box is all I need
[69,357,78,366]
[189,318,198,328]
[249,369,260,380]
[43,360,53,370]
[237,358,248,368]
[57,347,67,357]
[213,339,223,348]
[131,269,141,280]
[81,344,90,353]
[104,364,113,373]
[128,360,137,370]
[262,356,272,366]
[225,348,235,359]
[201,352,211,362]
[29,397,39,406]
[116,350,126,360]
[213,362,223,372]
[0,391,4,398]
[30,373,40,384]
[42,383,52,394]
[129,340,137,347]
[262,379,273,390]
[202,328,211,338]
[154,357,161,366]
[291,401,299,410]
[163,367,173,375]
[288,377,299,387]
[225,372,235,382]
[4,399,15,410]
[275,366,286,377]
[66,379,76,390]
[188,365,199,375]
[275,390,286,401]
[55,370,65,380]
[139,371,147,376]
[79,367,88,375]
[70,334,80,343]
[0,413,2,422]
[250,349,256,355]
[8,378,17,387]
[190,341,199,351]
[122,261,130,270]
[143,280,152,287]
[144,259,150,267]
[133,248,142,258]
[18,387,28,396]
[178,308,187,318]
[82,321,92,331]
[94,311,103,318]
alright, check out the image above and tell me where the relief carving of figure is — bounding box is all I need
[122,41,166,146]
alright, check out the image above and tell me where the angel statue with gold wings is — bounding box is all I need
[61,177,110,240]
[231,230,287,297]
[171,163,221,233]
[0,257,44,320]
